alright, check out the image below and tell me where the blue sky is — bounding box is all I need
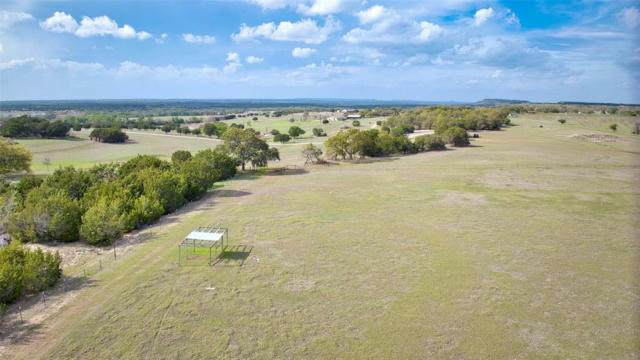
[0,0,638,102]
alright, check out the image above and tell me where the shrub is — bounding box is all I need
[443,126,470,147]
[312,128,326,137]
[558,119,566,124]
[274,133,291,143]
[191,127,201,135]
[301,143,323,164]
[322,119,329,124]
[171,150,192,166]
[609,123,617,132]
[0,243,62,308]
[80,200,124,246]
[9,188,82,243]
[414,135,446,151]
[352,120,360,127]
[270,129,280,135]
[202,123,217,136]
[252,117,258,121]
[288,126,305,138]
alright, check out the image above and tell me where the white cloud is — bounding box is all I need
[0,57,35,70]
[246,55,264,64]
[223,62,242,74]
[0,57,104,72]
[40,12,152,40]
[137,31,152,40]
[344,13,441,44]
[226,51,240,62]
[244,0,297,10]
[298,0,355,15]
[39,11,78,33]
[292,47,316,57]
[356,5,386,24]
[619,7,640,29]
[182,33,216,44]
[0,10,33,31]
[0,43,3,53]
[474,7,494,26]
[232,17,339,44]
[156,33,168,44]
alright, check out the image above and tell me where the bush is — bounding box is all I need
[322,119,329,124]
[274,133,291,143]
[0,243,62,308]
[9,188,82,243]
[609,123,617,131]
[80,200,124,246]
[352,120,360,127]
[312,128,326,137]
[270,129,280,135]
[558,119,566,124]
[89,128,128,143]
[414,135,446,151]
[171,150,192,166]
[443,126,470,147]
[288,126,305,138]
[202,123,217,136]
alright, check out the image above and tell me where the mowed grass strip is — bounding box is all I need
[6,114,639,359]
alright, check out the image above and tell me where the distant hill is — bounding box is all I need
[474,99,531,106]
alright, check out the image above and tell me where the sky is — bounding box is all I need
[0,0,638,103]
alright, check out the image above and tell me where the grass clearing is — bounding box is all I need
[2,113,639,358]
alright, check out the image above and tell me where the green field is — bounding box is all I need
[3,113,639,358]
[16,115,380,174]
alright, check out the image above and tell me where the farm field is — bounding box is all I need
[2,113,639,358]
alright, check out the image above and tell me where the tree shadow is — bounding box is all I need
[214,189,251,197]
[264,167,308,176]
[214,245,253,267]
[0,275,97,347]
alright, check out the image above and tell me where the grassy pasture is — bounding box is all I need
[16,113,379,174]
[3,112,638,359]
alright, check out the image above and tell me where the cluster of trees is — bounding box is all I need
[324,125,469,160]
[89,128,129,143]
[0,243,62,309]
[0,139,32,179]
[386,106,510,132]
[6,149,237,246]
[1,116,70,138]
[202,122,228,137]
[219,128,279,170]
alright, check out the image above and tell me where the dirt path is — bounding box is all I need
[0,177,261,359]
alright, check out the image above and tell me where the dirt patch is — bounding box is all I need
[284,278,316,291]
[438,191,486,206]
[569,133,620,143]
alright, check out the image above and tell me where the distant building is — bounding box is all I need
[347,114,362,119]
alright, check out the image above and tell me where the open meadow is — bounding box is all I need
[2,112,638,359]
[16,114,380,174]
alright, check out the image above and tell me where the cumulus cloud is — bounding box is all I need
[246,55,264,64]
[292,47,316,57]
[298,0,356,15]
[344,12,442,44]
[182,33,216,44]
[473,7,495,26]
[40,12,152,40]
[224,51,242,73]
[226,52,240,62]
[244,0,297,10]
[356,5,386,24]
[231,16,339,44]
[0,10,34,30]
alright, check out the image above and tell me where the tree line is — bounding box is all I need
[0,116,70,138]
[385,106,510,132]
[323,125,468,160]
